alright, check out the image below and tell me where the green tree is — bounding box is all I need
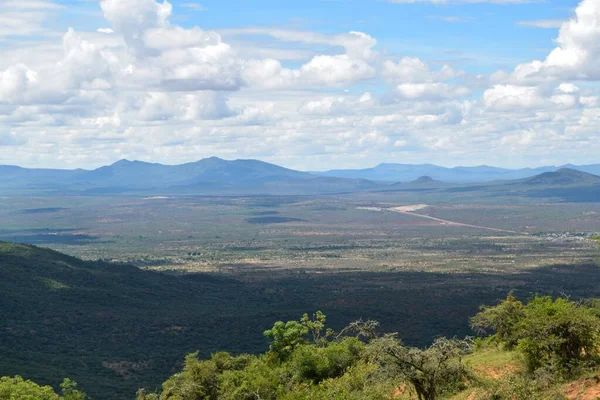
[515,296,600,374]
[264,320,309,361]
[366,336,473,400]
[290,337,364,383]
[300,311,330,344]
[159,352,253,400]
[0,376,60,400]
[59,379,86,400]
[470,292,525,349]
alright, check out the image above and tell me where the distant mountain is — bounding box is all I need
[1,158,599,196]
[314,163,600,183]
[0,157,380,195]
[521,168,600,186]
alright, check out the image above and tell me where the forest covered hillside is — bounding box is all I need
[5,293,600,400]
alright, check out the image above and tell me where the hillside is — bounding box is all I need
[133,294,600,400]
[2,242,600,399]
[522,168,600,186]
[0,242,287,399]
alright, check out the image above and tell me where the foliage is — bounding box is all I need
[138,313,394,400]
[5,235,600,400]
[470,292,525,349]
[158,352,253,400]
[516,296,600,374]
[300,311,333,344]
[0,376,86,400]
[473,295,600,376]
[336,318,381,341]
[365,336,473,400]
[289,337,364,383]
[59,379,87,400]
[263,320,309,361]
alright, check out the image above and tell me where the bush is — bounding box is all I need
[473,295,600,376]
[516,296,600,375]
[290,338,364,383]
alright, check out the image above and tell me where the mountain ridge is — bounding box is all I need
[0,158,599,196]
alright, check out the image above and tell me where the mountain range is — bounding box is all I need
[314,163,600,183]
[0,157,599,196]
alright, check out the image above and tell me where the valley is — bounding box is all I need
[1,163,600,399]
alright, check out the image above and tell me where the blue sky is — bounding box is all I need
[0,0,598,170]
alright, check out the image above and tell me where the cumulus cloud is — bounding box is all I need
[241,31,378,89]
[509,0,600,82]
[395,82,470,100]
[1,0,600,169]
[100,0,172,55]
[483,83,582,111]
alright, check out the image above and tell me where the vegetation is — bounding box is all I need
[134,294,600,400]
[6,293,600,399]
[0,376,86,400]
[136,313,470,400]
[472,294,600,376]
[2,238,600,399]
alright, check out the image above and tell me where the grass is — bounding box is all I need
[464,347,522,380]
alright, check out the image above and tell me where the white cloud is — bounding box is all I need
[516,20,563,29]
[510,0,600,82]
[483,83,583,111]
[395,82,470,100]
[180,2,205,11]
[0,1,63,38]
[382,58,463,83]
[483,85,545,110]
[100,0,172,55]
[1,0,600,170]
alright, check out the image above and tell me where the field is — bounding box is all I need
[1,194,600,398]
[1,194,598,272]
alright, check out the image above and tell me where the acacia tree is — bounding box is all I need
[470,292,525,348]
[366,336,473,400]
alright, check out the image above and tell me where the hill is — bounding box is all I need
[521,168,600,186]
[410,176,439,184]
[3,242,600,398]
[0,242,289,399]
[0,158,381,195]
[315,163,600,183]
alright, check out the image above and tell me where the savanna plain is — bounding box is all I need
[1,190,599,398]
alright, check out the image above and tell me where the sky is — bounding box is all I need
[1,0,598,170]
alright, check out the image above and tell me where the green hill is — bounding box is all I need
[3,242,600,399]
[0,242,280,399]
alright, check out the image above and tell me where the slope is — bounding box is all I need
[0,242,283,399]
